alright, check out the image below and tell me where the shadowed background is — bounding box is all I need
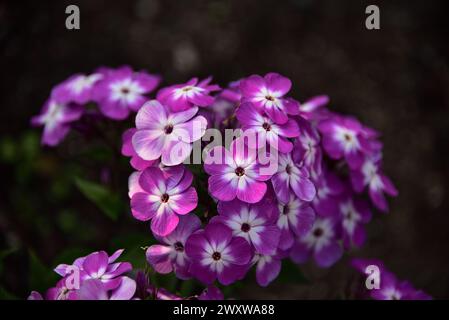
[0,0,448,299]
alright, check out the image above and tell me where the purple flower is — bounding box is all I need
[290,217,343,268]
[130,165,198,236]
[236,102,300,153]
[51,73,103,104]
[157,77,221,112]
[339,196,371,248]
[204,138,272,203]
[27,277,78,300]
[239,73,299,124]
[350,156,398,212]
[251,250,285,287]
[213,199,280,255]
[77,277,136,300]
[293,116,323,175]
[54,249,132,291]
[185,222,252,285]
[121,128,156,170]
[318,115,372,169]
[146,214,201,279]
[351,259,431,300]
[93,66,160,120]
[132,100,207,166]
[31,99,83,146]
[311,168,345,217]
[271,152,316,204]
[277,194,316,250]
[298,95,330,121]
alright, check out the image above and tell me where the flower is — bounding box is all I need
[132,100,207,166]
[350,156,398,212]
[298,95,330,121]
[204,138,272,203]
[28,276,78,300]
[318,115,373,169]
[157,77,221,112]
[54,249,132,291]
[185,222,252,285]
[51,73,103,104]
[239,73,299,124]
[213,198,280,255]
[236,102,300,153]
[339,196,371,248]
[31,98,84,146]
[77,277,136,300]
[93,66,160,120]
[290,216,343,268]
[293,116,323,175]
[271,152,316,204]
[251,250,285,287]
[277,194,316,250]
[311,168,345,216]
[146,214,201,279]
[130,165,198,236]
[351,259,431,300]
[121,128,157,170]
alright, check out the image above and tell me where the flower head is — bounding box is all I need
[185,222,252,285]
[31,98,83,146]
[240,73,299,124]
[214,198,280,255]
[318,115,372,169]
[290,216,343,268]
[157,77,221,112]
[132,100,207,166]
[146,214,201,279]
[236,102,300,153]
[339,196,371,248]
[93,66,160,120]
[204,138,272,203]
[271,152,316,204]
[277,194,316,250]
[130,165,198,236]
[52,73,103,104]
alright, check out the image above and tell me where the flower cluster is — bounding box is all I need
[31,66,160,146]
[31,70,410,299]
[28,249,222,300]
[351,258,431,300]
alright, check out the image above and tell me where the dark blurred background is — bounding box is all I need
[0,0,448,299]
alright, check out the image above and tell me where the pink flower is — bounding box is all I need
[157,77,221,112]
[240,73,299,124]
[204,138,272,203]
[130,165,198,236]
[132,100,207,166]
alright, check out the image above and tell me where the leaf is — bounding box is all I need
[0,286,18,300]
[28,250,57,293]
[74,177,123,220]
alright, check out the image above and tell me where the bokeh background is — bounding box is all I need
[1,0,448,299]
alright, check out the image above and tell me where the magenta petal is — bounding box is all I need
[170,187,198,215]
[132,129,165,161]
[83,251,109,278]
[278,228,295,250]
[189,261,216,284]
[135,100,167,129]
[265,73,291,96]
[253,225,280,255]
[290,241,311,264]
[218,263,249,285]
[256,257,281,287]
[226,236,252,265]
[131,192,159,221]
[314,242,343,268]
[110,277,136,300]
[236,179,267,204]
[205,222,233,245]
[146,245,173,273]
[271,175,290,204]
[78,279,108,300]
[208,174,237,201]
[265,106,288,124]
[290,176,316,202]
[185,232,208,260]
[151,207,179,236]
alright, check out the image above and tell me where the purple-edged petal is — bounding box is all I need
[314,242,343,268]
[83,251,109,278]
[169,187,198,215]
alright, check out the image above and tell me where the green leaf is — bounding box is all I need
[74,177,123,220]
[28,250,57,293]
